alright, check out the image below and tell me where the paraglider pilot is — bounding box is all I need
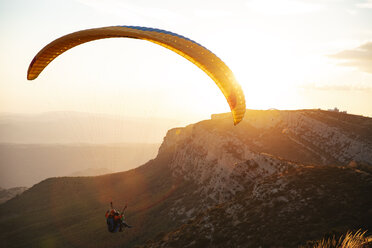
[105,202,133,233]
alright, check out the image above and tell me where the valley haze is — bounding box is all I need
[0,112,189,188]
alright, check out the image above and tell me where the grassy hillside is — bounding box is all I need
[0,151,186,248]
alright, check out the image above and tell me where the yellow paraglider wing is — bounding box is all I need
[27,26,246,125]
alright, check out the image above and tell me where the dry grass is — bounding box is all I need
[301,230,372,248]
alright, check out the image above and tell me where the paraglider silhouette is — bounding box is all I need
[27,26,246,125]
[105,202,132,233]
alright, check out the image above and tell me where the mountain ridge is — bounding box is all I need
[0,109,371,247]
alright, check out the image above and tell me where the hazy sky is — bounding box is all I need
[1,0,372,122]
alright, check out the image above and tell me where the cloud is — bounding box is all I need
[193,9,233,18]
[356,0,372,8]
[76,0,186,25]
[246,0,325,15]
[300,83,372,92]
[329,42,372,74]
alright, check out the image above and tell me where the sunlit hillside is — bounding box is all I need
[1,110,371,248]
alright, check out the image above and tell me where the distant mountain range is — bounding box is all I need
[0,109,371,247]
[0,111,186,144]
[68,167,113,177]
[0,143,160,188]
[0,111,185,188]
[0,187,28,204]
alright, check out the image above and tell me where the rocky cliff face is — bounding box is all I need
[143,109,372,247]
[142,165,372,248]
[158,109,371,217]
[163,109,372,165]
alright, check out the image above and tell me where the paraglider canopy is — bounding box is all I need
[27,26,246,125]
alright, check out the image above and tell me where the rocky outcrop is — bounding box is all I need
[141,165,372,248]
[158,110,372,221]
[143,109,372,246]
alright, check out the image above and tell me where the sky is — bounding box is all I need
[1,0,372,123]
